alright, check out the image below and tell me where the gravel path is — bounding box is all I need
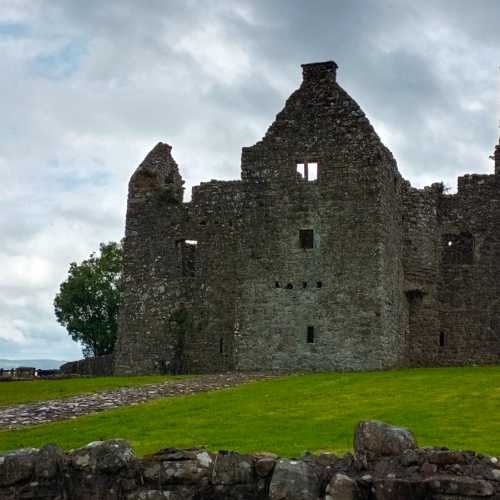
[0,372,281,430]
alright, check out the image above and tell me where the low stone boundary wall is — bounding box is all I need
[60,353,114,376]
[1,420,499,499]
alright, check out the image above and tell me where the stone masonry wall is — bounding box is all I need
[235,62,405,372]
[60,354,114,377]
[2,420,500,499]
[113,144,189,375]
[401,183,442,366]
[113,61,500,376]
[436,174,500,365]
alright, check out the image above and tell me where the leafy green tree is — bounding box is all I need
[54,242,122,357]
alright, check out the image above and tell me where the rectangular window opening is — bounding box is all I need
[308,162,318,181]
[176,239,197,277]
[296,162,318,181]
[300,229,314,249]
[296,163,305,179]
[307,326,315,343]
[439,331,445,347]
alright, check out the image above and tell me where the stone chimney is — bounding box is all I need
[301,61,338,84]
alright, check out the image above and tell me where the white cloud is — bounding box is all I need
[0,255,51,289]
[0,317,28,344]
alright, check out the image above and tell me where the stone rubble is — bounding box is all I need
[0,372,279,430]
[1,420,500,499]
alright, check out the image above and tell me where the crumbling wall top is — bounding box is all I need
[129,142,184,203]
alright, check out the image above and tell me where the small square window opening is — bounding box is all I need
[300,229,314,249]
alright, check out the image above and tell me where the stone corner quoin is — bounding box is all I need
[112,59,500,376]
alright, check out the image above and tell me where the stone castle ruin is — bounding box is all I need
[114,61,500,375]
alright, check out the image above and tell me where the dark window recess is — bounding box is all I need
[316,281,323,288]
[406,289,424,306]
[176,239,197,277]
[219,338,224,354]
[300,229,314,249]
[286,283,294,289]
[439,332,445,347]
[303,282,308,288]
[442,232,474,265]
[275,281,281,288]
[307,326,315,343]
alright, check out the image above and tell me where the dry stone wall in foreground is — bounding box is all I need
[1,421,500,499]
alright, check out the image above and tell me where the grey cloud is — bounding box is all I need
[1,0,498,360]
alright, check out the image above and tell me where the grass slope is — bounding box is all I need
[0,367,499,457]
[0,376,182,407]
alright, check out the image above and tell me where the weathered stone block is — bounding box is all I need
[426,476,494,497]
[212,451,254,485]
[0,448,38,487]
[325,473,362,500]
[354,421,416,463]
[269,459,320,500]
[372,478,428,500]
[68,439,134,473]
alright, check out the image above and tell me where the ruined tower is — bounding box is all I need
[114,61,500,375]
[113,143,187,375]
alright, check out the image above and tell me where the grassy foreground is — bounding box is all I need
[0,367,499,457]
[0,375,182,407]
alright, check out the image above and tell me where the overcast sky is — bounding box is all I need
[1,0,499,361]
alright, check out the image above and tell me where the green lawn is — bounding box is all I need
[0,375,183,407]
[0,367,499,458]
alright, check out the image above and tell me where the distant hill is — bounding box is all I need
[0,359,68,370]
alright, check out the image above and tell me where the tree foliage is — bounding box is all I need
[54,242,122,357]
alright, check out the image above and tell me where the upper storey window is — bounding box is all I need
[297,162,318,181]
[176,239,197,277]
[442,232,474,265]
[300,229,314,249]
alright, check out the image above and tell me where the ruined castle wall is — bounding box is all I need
[113,144,190,375]
[401,184,443,366]
[234,62,406,371]
[436,174,500,365]
[178,181,248,373]
[114,61,499,376]
[402,173,500,367]
[378,168,407,369]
